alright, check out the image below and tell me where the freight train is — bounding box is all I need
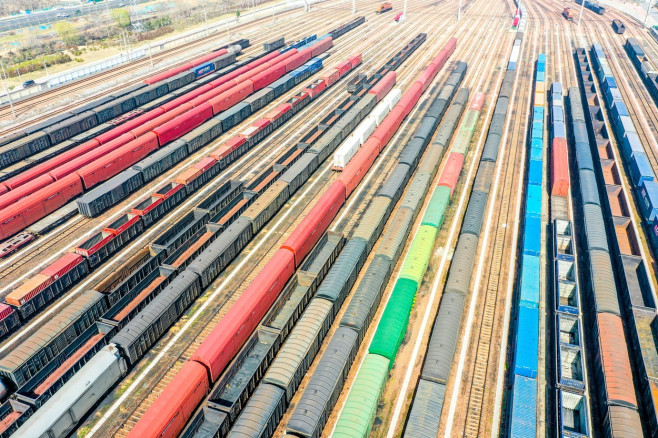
[591,43,658,260]
[0,18,368,337]
[335,83,478,438]
[507,54,546,436]
[4,21,390,437]
[575,45,658,435]
[575,0,605,14]
[0,37,336,241]
[0,47,337,341]
[219,62,470,438]
[0,50,351,407]
[625,38,658,108]
[405,25,521,437]
[0,41,249,171]
[548,81,593,435]
[123,36,455,438]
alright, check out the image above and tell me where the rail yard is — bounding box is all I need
[0,0,657,436]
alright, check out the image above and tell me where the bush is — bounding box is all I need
[4,53,72,78]
[136,26,174,41]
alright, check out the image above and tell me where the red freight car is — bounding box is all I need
[417,64,439,92]
[437,152,464,195]
[75,231,114,257]
[304,80,326,98]
[153,103,214,145]
[264,103,292,122]
[338,138,381,196]
[41,173,83,214]
[130,104,193,138]
[192,248,296,381]
[334,61,352,76]
[41,252,84,280]
[348,53,362,68]
[0,174,83,240]
[0,184,7,196]
[77,133,159,189]
[160,84,213,113]
[282,183,346,266]
[399,82,423,110]
[4,138,101,189]
[209,80,254,114]
[96,108,165,145]
[251,65,286,91]
[104,214,141,236]
[321,69,341,88]
[0,174,54,210]
[49,134,135,181]
[470,92,486,111]
[372,106,405,149]
[368,71,397,101]
[126,361,209,438]
[210,51,282,90]
[285,49,313,73]
[189,81,236,108]
[551,137,569,196]
[5,273,53,306]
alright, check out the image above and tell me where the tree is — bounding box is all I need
[111,8,131,29]
[54,21,77,45]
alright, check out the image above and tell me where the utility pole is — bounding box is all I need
[643,0,652,29]
[42,57,50,79]
[404,0,407,17]
[352,0,356,14]
[0,61,16,118]
[577,0,585,27]
[458,0,462,20]
[12,62,22,83]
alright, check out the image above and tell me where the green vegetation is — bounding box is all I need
[111,8,131,29]
[143,15,172,31]
[54,21,78,45]
[4,52,72,78]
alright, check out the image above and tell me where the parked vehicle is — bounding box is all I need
[376,2,392,13]
[612,19,625,34]
[563,8,574,20]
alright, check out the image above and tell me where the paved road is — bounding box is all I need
[0,0,150,32]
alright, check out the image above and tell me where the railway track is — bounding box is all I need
[576,15,658,281]
[4,1,658,437]
[318,0,522,435]
[0,2,336,132]
[0,9,352,280]
[79,4,449,435]
[0,2,389,353]
[0,4,367,291]
[448,8,536,437]
[0,217,89,285]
